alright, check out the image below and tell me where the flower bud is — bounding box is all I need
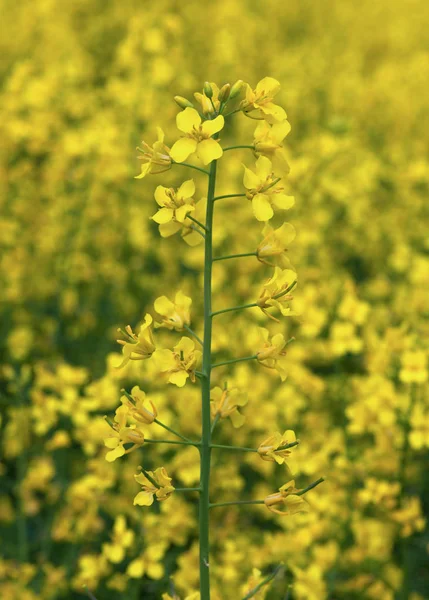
[230,79,244,99]
[203,81,214,98]
[174,96,194,109]
[218,83,231,103]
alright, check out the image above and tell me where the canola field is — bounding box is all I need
[1,1,428,599]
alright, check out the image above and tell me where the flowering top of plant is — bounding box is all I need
[170,108,225,165]
[104,76,324,599]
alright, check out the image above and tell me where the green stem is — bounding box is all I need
[210,500,265,508]
[223,145,254,152]
[212,355,258,369]
[211,302,257,317]
[173,160,210,176]
[175,487,202,492]
[212,252,256,262]
[199,152,218,600]
[83,585,98,600]
[296,477,325,496]
[213,193,246,202]
[145,438,199,447]
[187,214,208,232]
[211,444,257,453]
[154,418,193,443]
[241,564,283,600]
[223,108,242,118]
[183,324,203,347]
[276,440,300,451]
[189,224,206,239]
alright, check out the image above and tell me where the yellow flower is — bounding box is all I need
[257,222,296,266]
[154,291,192,331]
[240,77,287,122]
[170,107,224,165]
[102,515,135,564]
[258,429,297,465]
[253,120,291,176]
[257,267,297,320]
[163,594,200,600]
[133,467,175,506]
[104,405,145,462]
[264,480,309,515]
[120,386,157,425]
[256,328,289,381]
[155,337,202,387]
[399,350,428,384]
[152,179,196,227]
[135,127,172,178]
[116,314,156,368]
[179,198,207,246]
[243,156,294,221]
[210,386,248,428]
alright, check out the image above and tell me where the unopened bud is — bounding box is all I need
[203,81,214,98]
[230,79,244,99]
[174,96,194,109]
[218,83,231,103]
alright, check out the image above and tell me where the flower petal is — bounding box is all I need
[169,370,189,387]
[152,208,174,224]
[255,77,281,96]
[133,491,154,506]
[196,139,223,165]
[154,295,175,316]
[176,107,201,133]
[243,165,261,190]
[273,194,295,210]
[201,114,225,137]
[256,156,272,179]
[154,185,170,207]
[252,194,274,221]
[170,138,198,163]
[177,179,195,199]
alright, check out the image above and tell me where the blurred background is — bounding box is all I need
[0,0,428,598]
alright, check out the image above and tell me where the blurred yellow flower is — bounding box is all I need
[243,156,294,221]
[170,108,224,164]
[258,429,297,466]
[155,337,202,387]
[116,314,156,368]
[264,480,309,515]
[102,515,134,564]
[399,350,427,384]
[210,386,248,428]
[257,267,297,320]
[134,467,175,506]
[120,386,157,425]
[136,127,172,178]
[256,328,289,380]
[240,77,287,122]
[154,291,192,331]
[152,180,196,226]
[257,222,295,266]
[253,120,291,175]
[104,404,145,462]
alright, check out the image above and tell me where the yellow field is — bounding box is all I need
[0,1,428,599]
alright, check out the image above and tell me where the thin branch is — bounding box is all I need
[211,302,257,317]
[154,418,194,443]
[213,193,247,202]
[296,477,325,496]
[241,564,284,600]
[223,145,255,152]
[210,499,265,508]
[211,443,257,453]
[187,214,208,232]
[172,160,210,175]
[212,355,258,369]
[183,324,203,347]
[145,438,199,447]
[213,252,256,262]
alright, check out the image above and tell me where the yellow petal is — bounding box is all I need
[255,77,281,96]
[175,204,194,223]
[201,114,224,137]
[105,445,125,462]
[196,139,223,165]
[152,208,174,224]
[243,165,260,189]
[159,221,182,238]
[175,336,195,355]
[127,558,145,579]
[271,120,291,143]
[176,107,201,133]
[177,179,195,199]
[133,491,154,506]
[255,155,272,179]
[154,185,170,207]
[170,138,198,163]
[252,194,273,221]
[169,370,189,387]
[230,410,245,428]
[154,296,175,316]
[273,194,294,210]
